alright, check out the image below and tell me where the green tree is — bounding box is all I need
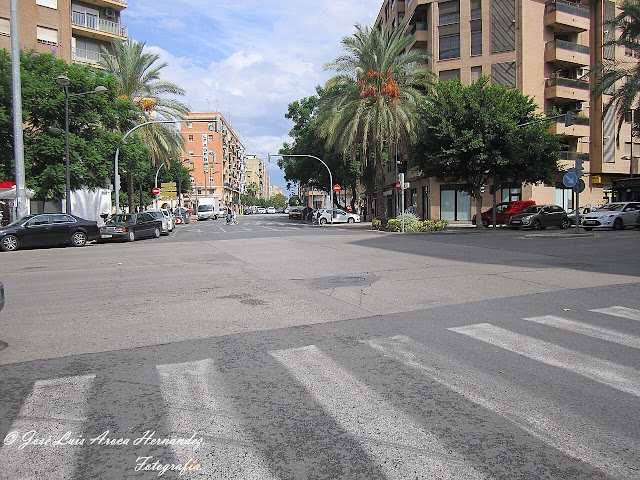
[590,0,640,137]
[100,38,190,211]
[318,24,434,219]
[415,78,564,227]
[269,193,286,209]
[0,50,146,201]
[246,181,260,197]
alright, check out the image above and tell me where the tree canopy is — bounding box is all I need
[415,77,564,226]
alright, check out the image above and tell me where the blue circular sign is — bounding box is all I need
[563,172,578,188]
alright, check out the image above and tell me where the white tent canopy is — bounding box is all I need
[0,186,34,200]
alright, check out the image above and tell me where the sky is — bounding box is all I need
[123,0,382,195]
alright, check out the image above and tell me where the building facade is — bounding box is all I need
[0,0,127,66]
[375,0,636,221]
[179,113,246,208]
[244,155,270,199]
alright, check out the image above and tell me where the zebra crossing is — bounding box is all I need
[0,305,638,479]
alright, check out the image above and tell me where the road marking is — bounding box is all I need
[218,226,227,232]
[270,345,484,480]
[364,336,639,480]
[448,323,640,397]
[591,306,640,321]
[157,359,277,479]
[0,374,95,480]
[523,315,640,349]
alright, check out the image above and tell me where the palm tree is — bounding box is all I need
[591,0,640,137]
[100,38,190,211]
[318,23,434,219]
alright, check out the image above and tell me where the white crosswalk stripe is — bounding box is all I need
[591,305,640,321]
[270,345,485,480]
[448,322,640,397]
[523,314,640,349]
[364,335,640,480]
[0,374,95,480]
[156,359,278,479]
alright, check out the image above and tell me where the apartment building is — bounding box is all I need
[0,0,127,66]
[180,113,246,207]
[375,0,637,221]
[245,155,270,199]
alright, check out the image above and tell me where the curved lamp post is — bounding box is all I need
[268,154,333,224]
[55,74,107,214]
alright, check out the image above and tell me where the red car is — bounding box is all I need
[472,200,535,227]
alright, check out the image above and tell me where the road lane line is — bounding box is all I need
[270,345,484,480]
[365,336,639,480]
[591,306,640,321]
[523,315,640,349]
[0,374,95,480]
[156,359,277,479]
[448,323,640,397]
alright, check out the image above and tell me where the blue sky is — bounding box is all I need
[123,0,382,195]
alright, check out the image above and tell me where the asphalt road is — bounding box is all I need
[0,215,638,479]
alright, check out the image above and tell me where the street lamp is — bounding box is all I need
[55,74,107,214]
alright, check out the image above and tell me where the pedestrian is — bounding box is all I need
[231,208,238,225]
[226,208,233,225]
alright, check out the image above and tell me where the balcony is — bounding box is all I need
[72,48,114,65]
[544,76,590,103]
[544,40,589,67]
[544,0,589,33]
[83,0,127,7]
[72,12,127,42]
[549,115,589,137]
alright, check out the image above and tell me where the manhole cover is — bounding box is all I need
[329,276,367,284]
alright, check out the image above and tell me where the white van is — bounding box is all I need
[197,197,220,220]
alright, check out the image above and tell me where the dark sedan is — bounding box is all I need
[99,213,162,242]
[507,204,569,230]
[0,214,99,252]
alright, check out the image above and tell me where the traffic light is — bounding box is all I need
[575,158,583,177]
[565,111,575,127]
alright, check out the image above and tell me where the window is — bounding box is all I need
[36,26,58,45]
[52,214,75,223]
[0,18,9,36]
[208,135,213,141]
[439,69,460,81]
[27,215,51,226]
[36,0,58,8]
[187,122,193,128]
[471,66,482,82]
[471,30,482,56]
[188,149,194,155]
[439,34,460,60]
[471,0,482,20]
[439,1,461,25]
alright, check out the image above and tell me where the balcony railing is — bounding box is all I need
[72,48,114,65]
[557,151,589,161]
[545,0,589,19]
[545,76,590,90]
[546,39,589,55]
[72,12,127,38]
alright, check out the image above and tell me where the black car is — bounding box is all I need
[99,213,162,242]
[0,214,100,252]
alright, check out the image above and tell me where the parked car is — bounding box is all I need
[257,207,267,214]
[288,207,302,219]
[581,201,640,230]
[318,208,361,225]
[99,213,162,242]
[173,207,190,224]
[144,210,170,235]
[472,200,535,227]
[567,205,601,226]
[266,206,276,214]
[0,214,100,252]
[276,207,285,213]
[507,205,569,230]
[284,206,290,214]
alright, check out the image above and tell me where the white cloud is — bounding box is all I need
[124,0,381,192]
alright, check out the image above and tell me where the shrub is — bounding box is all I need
[386,219,402,231]
[395,211,420,226]
[372,219,382,230]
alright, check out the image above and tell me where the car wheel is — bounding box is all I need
[127,230,135,242]
[583,227,593,231]
[613,218,624,230]
[0,235,19,252]
[481,219,489,228]
[320,218,327,225]
[70,231,87,247]
[153,227,160,238]
[560,218,569,229]
[347,217,355,223]
[532,219,542,230]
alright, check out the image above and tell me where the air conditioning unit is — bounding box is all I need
[105,8,116,18]
[577,67,589,78]
[575,102,584,111]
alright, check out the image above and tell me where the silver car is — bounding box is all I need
[143,210,169,235]
[581,202,640,230]
[318,208,361,225]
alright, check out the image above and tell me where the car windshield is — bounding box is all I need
[4,216,30,227]
[108,214,135,224]
[198,205,213,212]
[598,204,623,212]
[521,206,541,214]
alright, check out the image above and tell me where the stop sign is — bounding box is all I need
[333,184,341,192]
[152,187,160,195]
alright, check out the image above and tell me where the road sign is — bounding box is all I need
[396,180,401,191]
[333,184,341,192]
[152,187,160,195]
[573,178,586,193]
[563,172,578,188]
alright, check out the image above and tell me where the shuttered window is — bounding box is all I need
[0,18,9,36]
[36,0,58,9]
[36,26,58,45]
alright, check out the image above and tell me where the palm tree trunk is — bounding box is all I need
[374,140,385,220]
[127,171,136,213]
